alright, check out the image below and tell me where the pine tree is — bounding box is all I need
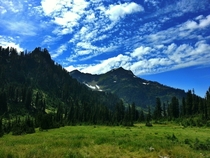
[131,102,137,122]
[181,97,186,116]
[0,92,8,116]
[153,97,162,120]
[25,88,32,110]
[35,92,39,109]
[192,89,198,114]
[170,96,179,118]
[0,118,3,137]
[186,90,193,115]
[162,103,167,118]
[114,100,125,124]
[139,110,145,122]
[146,106,152,122]
[205,87,210,119]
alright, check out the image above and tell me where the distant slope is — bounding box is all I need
[0,46,121,114]
[70,67,186,108]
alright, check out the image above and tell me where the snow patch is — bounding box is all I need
[143,82,149,85]
[85,83,96,89]
[84,83,103,91]
[96,85,100,89]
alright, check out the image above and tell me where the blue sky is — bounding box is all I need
[0,0,210,97]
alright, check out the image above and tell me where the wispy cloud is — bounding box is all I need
[41,0,89,35]
[67,39,210,75]
[3,21,37,36]
[51,43,68,58]
[0,35,24,52]
[0,0,209,78]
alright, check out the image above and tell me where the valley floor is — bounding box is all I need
[0,124,210,158]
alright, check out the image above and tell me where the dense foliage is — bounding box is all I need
[152,88,210,127]
[0,46,139,136]
[0,46,210,137]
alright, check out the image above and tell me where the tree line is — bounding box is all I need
[152,88,210,126]
[0,46,137,136]
[0,46,210,137]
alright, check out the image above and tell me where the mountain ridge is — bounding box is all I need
[70,67,186,108]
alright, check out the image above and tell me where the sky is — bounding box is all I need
[0,0,210,97]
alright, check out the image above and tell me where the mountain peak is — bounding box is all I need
[107,67,134,77]
[70,67,186,108]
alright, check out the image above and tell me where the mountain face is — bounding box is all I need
[0,46,121,115]
[70,67,186,108]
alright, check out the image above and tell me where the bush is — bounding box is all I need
[0,119,4,137]
[193,138,210,151]
[145,122,153,127]
[184,138,192,145]
[166,134,178,142]
[12,116,35,135]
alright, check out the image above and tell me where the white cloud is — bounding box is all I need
[41,35,61,46]
[1,0,209,78]
[0,6,7,14]
[77,54,131,74]
[65,65,79,72]
[3,21,37,36]
[130,46,152,59]
[105,2,144,21]
[54,12,80,26]
[41,0,62,16]
[40,0,89,36]
[69,37,210,76]
[185,15,210,30]
[51,44,68,58]
[86,12,96,22]
[144,0,160,8]
[0,0,24,13]
[0,36,24,52]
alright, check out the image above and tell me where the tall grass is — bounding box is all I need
[0,124,209,157]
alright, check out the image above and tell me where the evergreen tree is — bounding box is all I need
[153,97,162,120]
[146,106,152,122]
[0,118,3,137]
[25,88,32,110]
[181,97,186,116]
[162,103,167,118]
[0,92,8,116]
[35,92,39,109]
[186,90,193,115]
[139,110,145,122]
[170,96,179,118]
[24,116,35,134]
[114,100,125,124]
[192,89,198,114]
[205,87,210,119]
[131,102,137,122]
[123,105,133,126]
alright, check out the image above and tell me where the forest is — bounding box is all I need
[0,46,210,137]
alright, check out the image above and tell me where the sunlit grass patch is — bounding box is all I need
[0,124,210,157]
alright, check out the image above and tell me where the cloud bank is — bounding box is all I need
[0,0,210,76]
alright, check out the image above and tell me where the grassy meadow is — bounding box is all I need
[0,124,210,158]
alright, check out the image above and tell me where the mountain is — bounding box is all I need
[0,46,121,115]
[70,67,186,108]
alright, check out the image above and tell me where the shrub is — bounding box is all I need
[145,122,153,127]
[184,138,192,145]
[193,138,210,151]
[166,134,178,142]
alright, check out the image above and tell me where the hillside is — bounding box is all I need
[0,46,121,116]
[70,67,186,108]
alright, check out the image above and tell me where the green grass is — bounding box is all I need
[0,124,210,158]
